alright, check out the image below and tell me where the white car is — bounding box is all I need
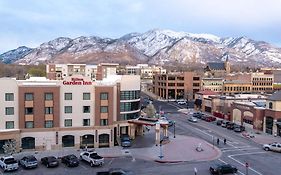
[177,99,187,105]
[0,156,19,172]
[263,142,281,152]
[188,117,198,123]
[80,150,104,166]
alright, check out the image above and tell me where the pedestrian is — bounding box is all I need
[224,138,226,145]
[217,138,220,145]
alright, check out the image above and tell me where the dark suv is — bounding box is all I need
[226,122,235,130]
[61,154,79,167]
[210,163,238,174]
[234,124,245,132]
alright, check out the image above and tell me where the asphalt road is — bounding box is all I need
[2,94,280,175]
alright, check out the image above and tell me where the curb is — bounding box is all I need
[154,159,184,163]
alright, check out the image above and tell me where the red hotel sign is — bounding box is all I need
[63,78,92,85]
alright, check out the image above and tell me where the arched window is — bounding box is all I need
[269,102,273,109]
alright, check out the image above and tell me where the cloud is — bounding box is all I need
[0,0,280,53]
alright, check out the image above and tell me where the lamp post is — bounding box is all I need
[173,121,176,138]
[159,140,164,159]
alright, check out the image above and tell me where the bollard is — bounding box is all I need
[194,167,197,175]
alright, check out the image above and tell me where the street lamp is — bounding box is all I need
[173,121,176,138]
[159,140,164,159]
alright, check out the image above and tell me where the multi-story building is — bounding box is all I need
[153,72,201,100]
[125,64,166,79]
[201,78,223,92]
[0,75,140,153]
[46,63,119,81]
[251,72,273,94]
[222,80,252,95]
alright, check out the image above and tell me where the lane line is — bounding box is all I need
[221,146,250,150]
[222,147,260,152]
[228,152,266,175]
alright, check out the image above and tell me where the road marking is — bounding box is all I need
[167,103,182,110]
[194,128,214,138]
[228,152,266,175]
[80,164,88,170]
[222,147,260,152]
[221,146,250,150]
[218,159,245,175]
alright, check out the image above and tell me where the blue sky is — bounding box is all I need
[0,0,281,53]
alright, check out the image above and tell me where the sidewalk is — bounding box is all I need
[241,130,281,145]
[130,134,221,163]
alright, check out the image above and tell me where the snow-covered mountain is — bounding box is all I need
[0,46,33,64]
[1,29,281,67]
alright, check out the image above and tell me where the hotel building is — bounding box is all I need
[0,75,141,153]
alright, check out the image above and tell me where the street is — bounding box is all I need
[145,92,281,175]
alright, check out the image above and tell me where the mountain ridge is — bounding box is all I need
[1,29,281,67]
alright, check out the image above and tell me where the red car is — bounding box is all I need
[205,116,216,122]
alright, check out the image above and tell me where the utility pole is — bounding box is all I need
[173,121,176,138]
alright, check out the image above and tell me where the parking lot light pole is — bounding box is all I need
[173,121,176,138]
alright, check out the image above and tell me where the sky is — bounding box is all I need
[0,0,281,53]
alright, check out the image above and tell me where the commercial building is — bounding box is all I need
[201,78,223,92]
[0,75,141,153]
[152,72,201,100]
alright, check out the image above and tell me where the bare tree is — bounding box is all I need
[144,103,156,118]
[2,139,17,155]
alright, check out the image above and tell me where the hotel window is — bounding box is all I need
[64,93,72,100]
[5,107,14,115]
[83,106,90,113]
[25,93,33,101]
[45,120,53,128]
[45,107,53,114]
[64,106,72,113]
[100,119,108,126]
[5,93,14,101]
[5,121,14,129]
[83,119,90,126]
[25,107,33,115]
[100,106,108,113]
[25,121,34,128]
[64,119,72,127]
[83,93,90,100]
[45,93,53,100]
[100,93,108,100]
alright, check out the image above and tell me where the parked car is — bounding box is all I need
[205,116,216,122]
[193,112,201,118]
[0,156,19,172]
[221,121,230,128]
[176,99,187,105]
[233,125,245,132]
[41,156,59,168]
[97,168,134,175]
[263,142,281,152]
[61,154,79,167]
[188,117,198,123]
[226,122,235,130]
[19,155,38,169]
[216,120,223,126]
[209,163,238,174]
[80,150,104,167]
[120,135,132,147]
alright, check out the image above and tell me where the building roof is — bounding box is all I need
[197,90,218,95]
[206,62,225,70]
[268,91,281,101]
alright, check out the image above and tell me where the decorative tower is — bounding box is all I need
[224,55,231,74]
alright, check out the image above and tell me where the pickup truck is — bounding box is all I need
[96,168,134,175]
[80,150,104,167]
[0,156,19,172]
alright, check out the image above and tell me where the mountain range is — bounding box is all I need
[1,29,281,67]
